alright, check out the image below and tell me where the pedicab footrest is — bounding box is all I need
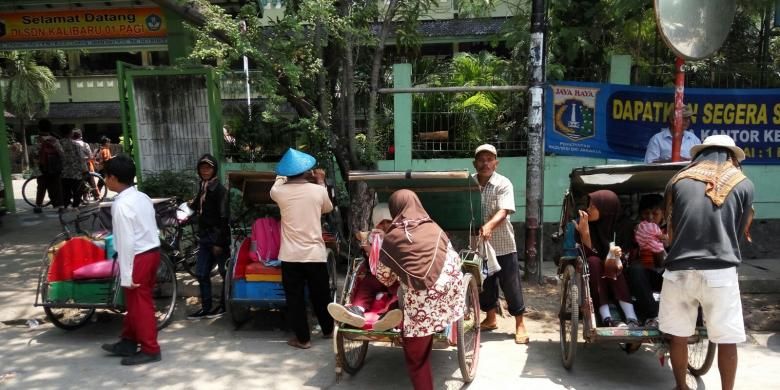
[595,327,663,338]
[593,326,708,339]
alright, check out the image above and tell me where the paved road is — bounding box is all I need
[1,181,779,389]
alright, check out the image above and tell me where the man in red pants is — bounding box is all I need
[100,155,162,365]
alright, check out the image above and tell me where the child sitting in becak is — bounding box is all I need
[328,203,402,331]
[634,194,667,269]
[628,194,667,326]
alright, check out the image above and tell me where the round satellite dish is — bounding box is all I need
[655,0,736,60]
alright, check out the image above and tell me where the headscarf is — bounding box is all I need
[379,189,449,290]
[664,147,748,239]
[586,190,621,258]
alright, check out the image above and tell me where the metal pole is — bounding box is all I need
[378,85,528,94]
[671,57,685,162]
[240,20,251,117]
[525,0,546,283]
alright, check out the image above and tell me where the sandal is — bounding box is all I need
[479,320,498,331]
[286,338,312,350]
[514,332,530,344]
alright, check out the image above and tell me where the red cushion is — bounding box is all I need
[245,261,282,276]
[232,238,252,279]
[47,237,107,282]
[73,260,118,280]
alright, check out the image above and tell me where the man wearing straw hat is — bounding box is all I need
[645,106,702,163]
[660,134,753,390]
[270,148,334,349]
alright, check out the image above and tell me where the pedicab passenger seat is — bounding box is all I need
[225,170,287,309]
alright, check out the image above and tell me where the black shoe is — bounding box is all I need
[120,352,161,366]
[206,306,225,319]
[33,207,42,214]
[101,339,137,357]
[187,308,210,320]
[327,303,366,328]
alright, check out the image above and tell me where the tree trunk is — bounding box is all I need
[19,118,29,172]
[367,0,400,143]
[344,31,359,168]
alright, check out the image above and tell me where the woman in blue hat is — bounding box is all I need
[270,148,335,349]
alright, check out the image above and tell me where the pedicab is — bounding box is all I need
[553,162,716,375]
[334,170,483,383]
[222,171,340,327]
[33,203,178,330]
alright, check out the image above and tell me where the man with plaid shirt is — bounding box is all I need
[472,144,529,344]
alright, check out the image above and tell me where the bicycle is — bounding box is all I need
[156,199,201,277]
[22,172,108,208]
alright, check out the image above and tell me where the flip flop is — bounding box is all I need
[479,322,498,331]
[514,333,530,344]
[286,338,312,349]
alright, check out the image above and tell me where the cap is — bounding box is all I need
[474,144,497,158]
[689,134,746,162]
[275,148,316,176]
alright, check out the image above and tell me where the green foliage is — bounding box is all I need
[412,52,520,151]
[0,51,62,120]
[138,170,198,201]
[223,104,302,162]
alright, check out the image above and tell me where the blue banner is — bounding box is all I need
[545,82,780,164]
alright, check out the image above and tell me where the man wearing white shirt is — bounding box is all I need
[100,155,162,365]
[644,106,702,163]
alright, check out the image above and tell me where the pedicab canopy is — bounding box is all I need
[227,171,277,206]
[348,170,482,231]
[567,162,687,197]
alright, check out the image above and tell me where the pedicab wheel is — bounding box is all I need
[153,254,178,330]
[326,249,338,301]
[44,306,95,330]
[559,264,580,369]
[336,331,368,375]
[224,259,250,327]
[457,273,481,383]
[687,339,716,377]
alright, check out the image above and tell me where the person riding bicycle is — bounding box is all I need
[60,127,91,209]
[187,154,230,320]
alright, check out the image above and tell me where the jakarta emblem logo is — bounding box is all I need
[554,98,595,141]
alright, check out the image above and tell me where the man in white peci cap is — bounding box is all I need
[472,144,529,344]
[660,134,752,390]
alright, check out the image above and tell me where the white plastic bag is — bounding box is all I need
[479,238,501,278]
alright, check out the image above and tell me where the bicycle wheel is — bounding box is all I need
[153,254,178,329]
[23,176,50,208]
[224,259,251,327]
[326,249,338,302]
[44,306,95,330]
[336,331,369,375]
[559,264,579,369]
[181,225,201,277]
[457,273,481,383]
[90,173,108,202]
[688,339,716,377]
[81,174,106,205]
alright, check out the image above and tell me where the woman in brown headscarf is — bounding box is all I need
[374,189,465,390]
[574,189,639,328]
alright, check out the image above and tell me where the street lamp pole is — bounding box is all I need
[524,0,546,283]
